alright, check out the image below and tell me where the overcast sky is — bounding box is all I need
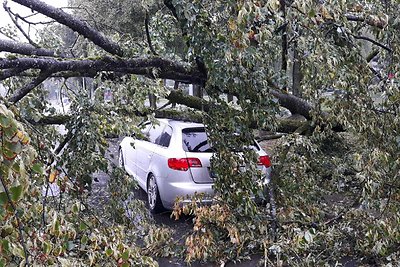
[0,0,68,40]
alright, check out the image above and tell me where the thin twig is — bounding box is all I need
[3,2,39,47]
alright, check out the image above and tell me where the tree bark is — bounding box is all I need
[292,41,302,97]
[279,0,288,76]
[9,69,53,103]
[0,56,206,84]
[0,39,60,57]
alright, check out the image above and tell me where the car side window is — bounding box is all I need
[148,123,165,144]
[156,125,172,147]
[138,122,152,141]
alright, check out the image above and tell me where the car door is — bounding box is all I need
[135,122,165,186]
[124,122,151,184]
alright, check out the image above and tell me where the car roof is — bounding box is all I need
[158,118,204,129]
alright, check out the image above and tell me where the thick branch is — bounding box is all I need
[166,90,209,111]
[345,14,387,29]
[0,67,31,80]
[8,69,53,103]
[270,88,312,120]
[26,114,71,125]
[28,92,309,134]
[11,0,123,56]
[0,39,58,57]
[279,0,287,74]
[0,56,206,84]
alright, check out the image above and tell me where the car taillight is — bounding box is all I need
[258,155,271,167]
[168,158,202,171]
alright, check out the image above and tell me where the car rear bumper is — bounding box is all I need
[157,180,214,210]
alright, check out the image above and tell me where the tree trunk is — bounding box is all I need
[192,84,203,98]
[292,41,302,97]
[149,93,157,109]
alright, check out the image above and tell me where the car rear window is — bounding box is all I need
[182,127,260,152]
[182,127,213,153]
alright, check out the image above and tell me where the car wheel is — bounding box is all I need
[118,148,124,168]
[147,174,164,214]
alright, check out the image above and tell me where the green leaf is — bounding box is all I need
[308,9,316,17]
[10,185,23,201]
[0,192,8,205]
[79,222,88,231]
[105,248,113,257]
[121,251,129,260]
[31,163,44,174]
[1,240,10,253]
[1,148,16,161]
[3,122,18,139]
[81,235,88,245]
[0,114,11,128]
[43,241,52,254]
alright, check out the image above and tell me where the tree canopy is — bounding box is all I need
[0,0,399,266]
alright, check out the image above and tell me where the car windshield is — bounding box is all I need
[182,127,213,153]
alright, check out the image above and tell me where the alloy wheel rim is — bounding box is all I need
[118,150,123,167]
[148,177,156,209]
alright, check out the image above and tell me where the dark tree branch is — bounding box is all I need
[0,67,31,80]
[145,11,158,56]
[163,0,179,22]
[26,114,71,125]
[0,56,206,84]
[0,39,59,57]
[166,90,209,111]
[55,131,73,155]
[279,0,288,74]
[8,69,53,103]
[266,78,313,120]
[292,40,302,97]
[353,35,392,52]
[11,0,123,56]
[366,49,379,63]
[26,91,311,133]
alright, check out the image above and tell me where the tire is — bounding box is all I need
[147,174,164,214]
[118,148,124,168]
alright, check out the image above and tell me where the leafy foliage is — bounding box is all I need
[1,0,400,265]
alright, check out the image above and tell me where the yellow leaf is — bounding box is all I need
[16,130,24,140]
[49,170,58,183]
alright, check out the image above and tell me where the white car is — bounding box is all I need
[119,119,271,213]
